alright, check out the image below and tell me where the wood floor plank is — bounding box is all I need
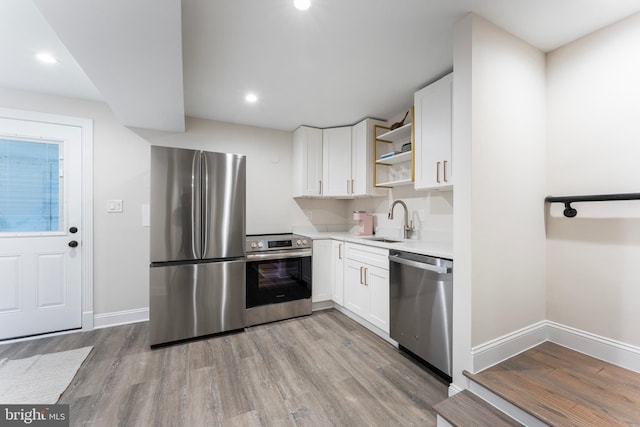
[466,341,640,426]
[0,309,446,426]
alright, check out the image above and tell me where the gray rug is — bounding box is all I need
[0,346,92,404]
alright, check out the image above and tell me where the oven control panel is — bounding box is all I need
[246,234,311,252]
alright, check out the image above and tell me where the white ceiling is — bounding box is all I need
[2,0,640,132]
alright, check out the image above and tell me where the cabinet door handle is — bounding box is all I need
[319,180,323,195]
[364,267,368,286]
[443,160,448,183]
[347,179,350,194]
[351,179,355,194]
[338,243,342,260]
[359,266,363,284]
[436,161,441,183]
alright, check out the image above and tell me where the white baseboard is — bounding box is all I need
[471,320,640,375]
[312,300,334,311]
[471,321,547,372]
[448,383,463,397]
[547,321,640,374]
[82,311,94,331]
[93,307,149,329]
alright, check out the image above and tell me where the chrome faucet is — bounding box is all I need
[388,200,413,239]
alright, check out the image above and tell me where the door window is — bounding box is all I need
[0,138,63,233]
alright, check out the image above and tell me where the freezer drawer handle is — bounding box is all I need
[388,254,448,274]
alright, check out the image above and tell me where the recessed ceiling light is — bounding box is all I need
[36,52,57,64]
[245,93,258,103]
[294,0,310,11]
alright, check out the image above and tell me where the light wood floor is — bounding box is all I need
[465,341,640,426]
[0,309,447,426]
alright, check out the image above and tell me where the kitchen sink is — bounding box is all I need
[365,237,402,243]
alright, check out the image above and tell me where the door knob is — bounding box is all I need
[68,241,79,248]
[69,227,78,234]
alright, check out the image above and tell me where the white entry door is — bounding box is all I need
[0,116,83,340]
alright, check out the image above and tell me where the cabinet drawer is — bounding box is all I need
[345,243,389,269]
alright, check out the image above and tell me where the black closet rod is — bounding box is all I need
[545,192,640,218]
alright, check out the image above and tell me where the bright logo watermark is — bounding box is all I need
[0,405,68,426]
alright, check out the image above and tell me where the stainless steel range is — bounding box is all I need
[245,234,312,326]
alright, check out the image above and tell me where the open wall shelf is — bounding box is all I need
[373,108,414,188]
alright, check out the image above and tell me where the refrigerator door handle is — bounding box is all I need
[192,151,203,258]
[201,152,208,258]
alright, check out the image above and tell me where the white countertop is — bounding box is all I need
[298,231,453,260]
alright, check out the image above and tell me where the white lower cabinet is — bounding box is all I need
[366,264,390,331]
[344,259,369,317]
[331,240,344,305]
[312,240,332,303]
[312,239,389,334]
[343,243,389,333]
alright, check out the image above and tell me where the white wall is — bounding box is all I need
[469,15,547,347]
[347,188,453,241]
[452,14,547,385]
[452,13,474,389]
[546,12,640,347]
[292,198,351,232]
[291,188,453,241]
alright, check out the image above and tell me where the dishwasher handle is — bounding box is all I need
[388,254,449,274]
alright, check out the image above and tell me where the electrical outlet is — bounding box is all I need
[417,209,426,221]
[305,210,313,220]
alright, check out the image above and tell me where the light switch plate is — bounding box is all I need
[107,199,123,213]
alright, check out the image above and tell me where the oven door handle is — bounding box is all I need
[246,249,312,261]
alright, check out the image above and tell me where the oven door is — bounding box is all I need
[246,250,312,308]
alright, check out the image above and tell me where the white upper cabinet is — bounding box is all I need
[414,73,453,190]
[352,118,385,197]
[292,126,323,197]
[293,119,384,198]
[322,127,352,197]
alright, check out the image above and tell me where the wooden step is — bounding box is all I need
[464,341,640,426]
[433,389,524,427]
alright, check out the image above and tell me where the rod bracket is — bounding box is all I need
[563,202,577,218]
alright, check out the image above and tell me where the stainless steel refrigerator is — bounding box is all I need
[149,146,246,346]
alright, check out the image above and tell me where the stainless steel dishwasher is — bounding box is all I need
[389,250,453,381]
